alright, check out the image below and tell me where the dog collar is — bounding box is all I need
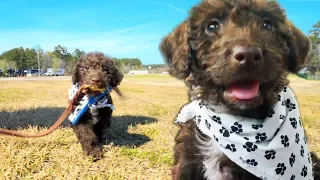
[67,83,115,126]
[175,87,314,180]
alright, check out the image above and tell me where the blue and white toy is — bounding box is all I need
[68,84,115,126]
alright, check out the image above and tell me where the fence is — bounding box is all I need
[297,73,320,80]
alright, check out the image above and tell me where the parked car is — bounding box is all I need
[6,69,16,77]
[43,68,65,76]
[26,69,40,77]
[16,69,26,76]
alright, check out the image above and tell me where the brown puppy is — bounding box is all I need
[70,52,123,158]
[160,0,319,179]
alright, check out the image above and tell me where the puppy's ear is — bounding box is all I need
[110,64,124,87]
[72,62,80,85]
[160,21,190,79]
[285,20,311,73]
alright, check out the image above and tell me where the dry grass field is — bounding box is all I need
[0,74,319,180]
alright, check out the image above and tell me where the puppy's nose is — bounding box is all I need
[233,46,262,65]
[91,78,101,84]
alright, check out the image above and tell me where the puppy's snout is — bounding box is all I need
[233,46,262,65]
[91,77,101,84]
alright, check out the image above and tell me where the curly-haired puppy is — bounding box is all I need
[160,0,319,179]
[69,52,123,158]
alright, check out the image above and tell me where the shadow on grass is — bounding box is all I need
[0,108,157,147]
[105,115,158,147]
[0,107,68,129]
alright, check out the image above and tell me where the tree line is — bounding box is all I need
[308,21,320,74]
[0,45,146,75]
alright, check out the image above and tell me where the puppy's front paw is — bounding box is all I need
[85,146,104,160]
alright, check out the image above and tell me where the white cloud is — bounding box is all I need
[142,0,187,14]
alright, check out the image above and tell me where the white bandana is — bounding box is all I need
[67,83,115,125]
[175,87,314,180]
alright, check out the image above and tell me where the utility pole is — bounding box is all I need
[37,49,40,76]
[34,45,42,76]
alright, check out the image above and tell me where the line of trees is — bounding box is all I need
[0,45,86,75]
[308,21,320,74]
[0,45,146,75]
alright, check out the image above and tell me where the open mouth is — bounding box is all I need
[225,80,260,101]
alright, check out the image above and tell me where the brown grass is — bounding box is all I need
[0,74,319,179]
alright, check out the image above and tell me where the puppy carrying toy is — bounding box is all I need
[68,84,115,126]
[0,84,122,137]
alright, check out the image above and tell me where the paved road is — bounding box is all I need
[0,76,71,81]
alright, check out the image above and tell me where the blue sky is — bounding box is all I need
[0,0,319,65]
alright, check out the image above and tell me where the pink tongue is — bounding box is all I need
[227,81,260,100]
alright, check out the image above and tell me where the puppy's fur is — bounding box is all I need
[71,52,123,158]
[160,0,319,179]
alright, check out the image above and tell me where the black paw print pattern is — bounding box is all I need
[243,137,249,140]
[295,133,300,144]
[199,101,204,108]
[283,87,287,92]
[281,135,290,147]
[279,115,286,121]
[252,124,263,130]
[289,153,295,167]
[290,118,297,129]
[255,133,267,143]
[213,135,219,142]
[226,144,236,152]
[196,115,201,124]
[231,122,243,133]
[205,119,211,130]
[268,109,275,118]
[290,175,295,180]
[219,127,230,137]
[265,150,276,160]
[278,94,281,101]
[243,142,258,152]
[212,115,221,124]
[301,166,308,177]
[300,145,304,157]
[282,99,296,111]
[246,159,258,166]
[275,163,287,175]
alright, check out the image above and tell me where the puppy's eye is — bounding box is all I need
[263,19,273,30]
[206,19,221,34]
[102,66,109,72]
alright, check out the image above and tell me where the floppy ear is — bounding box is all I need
[72,62,80,85]
[109,63,124,87]
[160,21,191,80]
[285,20,311,73]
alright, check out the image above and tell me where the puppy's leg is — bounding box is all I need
[94,107,113,144]
[73,123,103,158]
[174,121,260,180]
[173,121,206,180]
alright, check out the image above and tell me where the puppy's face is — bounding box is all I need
[72,52,123,90]
[160,0,310,112]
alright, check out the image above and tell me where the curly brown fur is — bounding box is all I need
[160,0,319,179]
[71,52,123,159]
